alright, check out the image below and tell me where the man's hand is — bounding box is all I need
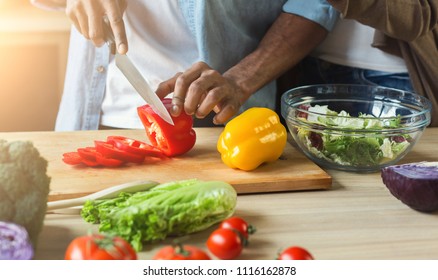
[156,62,246,125]
[66,0,128,54]
[157,13,328,125]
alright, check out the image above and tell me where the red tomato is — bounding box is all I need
[206,228,243,260]
[107,136,164,158]
[277,246,314,260]
[137,98,196,157]
[219,216,255,240]
[94,140,145,163]
[153,244,211,260]
[65,234,137,260]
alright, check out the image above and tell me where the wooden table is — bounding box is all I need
[2,128,438,260]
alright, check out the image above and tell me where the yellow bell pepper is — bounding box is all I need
[217,107,287,171]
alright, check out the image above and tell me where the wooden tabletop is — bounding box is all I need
[1,128,438,260]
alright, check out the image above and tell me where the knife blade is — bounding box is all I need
[115,54,174,125]
[102,17,174,125]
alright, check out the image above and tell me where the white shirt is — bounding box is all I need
[101,1,199,129]
[312,19,408,73]
[37,0,330,131]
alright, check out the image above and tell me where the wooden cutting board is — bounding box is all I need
[0,128,331,201]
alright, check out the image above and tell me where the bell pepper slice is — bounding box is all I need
[76,147,124,167]
[77,147,99,161]
[137,98,196,157]
[94,140,145,163]
[106,136,164,158]
[95,153,124,167]
[217,107,287,171]
[75,148,100,167]
[62,152,83,165]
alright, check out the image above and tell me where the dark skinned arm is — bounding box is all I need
[156,12,328,124]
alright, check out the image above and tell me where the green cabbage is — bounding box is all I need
[81,179,237,251]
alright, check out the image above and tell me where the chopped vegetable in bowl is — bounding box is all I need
[296,105,411,167]
[281,84,432,172]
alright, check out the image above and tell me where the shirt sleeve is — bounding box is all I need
[283,0,339,31]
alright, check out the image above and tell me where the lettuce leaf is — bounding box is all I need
[81,179,237,251]
[297,106,411,167]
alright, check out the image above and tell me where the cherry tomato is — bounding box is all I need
[107,136,164,158]
[206,228,243,260]
[65,234,137,260]
[277,246,314,260]
[153,244,211,260]
[94,140,145,163]
[137,98,196,157]
[219,216,256,240]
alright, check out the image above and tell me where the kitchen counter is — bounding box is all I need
[1,128,437,260]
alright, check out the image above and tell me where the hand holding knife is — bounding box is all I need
[103,18,174,126]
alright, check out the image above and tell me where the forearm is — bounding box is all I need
[223,12,328,103]
[30,0,66,11]
[327,0,438,41]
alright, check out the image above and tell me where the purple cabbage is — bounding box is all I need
[0,221,34,260]
[381,162,438,212]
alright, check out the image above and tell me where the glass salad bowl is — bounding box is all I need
[281,84,432,172]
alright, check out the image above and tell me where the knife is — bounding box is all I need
[103,19,174,126]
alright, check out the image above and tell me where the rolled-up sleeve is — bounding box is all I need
[283,0,339,31]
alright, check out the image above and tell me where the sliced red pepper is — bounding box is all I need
[62,152,83,165]
[77,147,124,167]
[77,147,99,161]
[64,148,124,168]
[137,98,196,157]
[76,148,100,167]
[106,136,164,158]
[94,140,145,163]
[95,152,124,167]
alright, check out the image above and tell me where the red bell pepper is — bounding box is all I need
[62,152,83,165]
[64,147,124,167]
[137,98,196,157]
[94,140,145,163]
[106,136,164,158]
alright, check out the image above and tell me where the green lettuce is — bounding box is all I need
[297,105,411,167]
[81,179,237,251]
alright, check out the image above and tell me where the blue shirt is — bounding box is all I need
[55,0,338,131]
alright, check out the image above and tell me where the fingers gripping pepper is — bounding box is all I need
[217,107,287,171]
